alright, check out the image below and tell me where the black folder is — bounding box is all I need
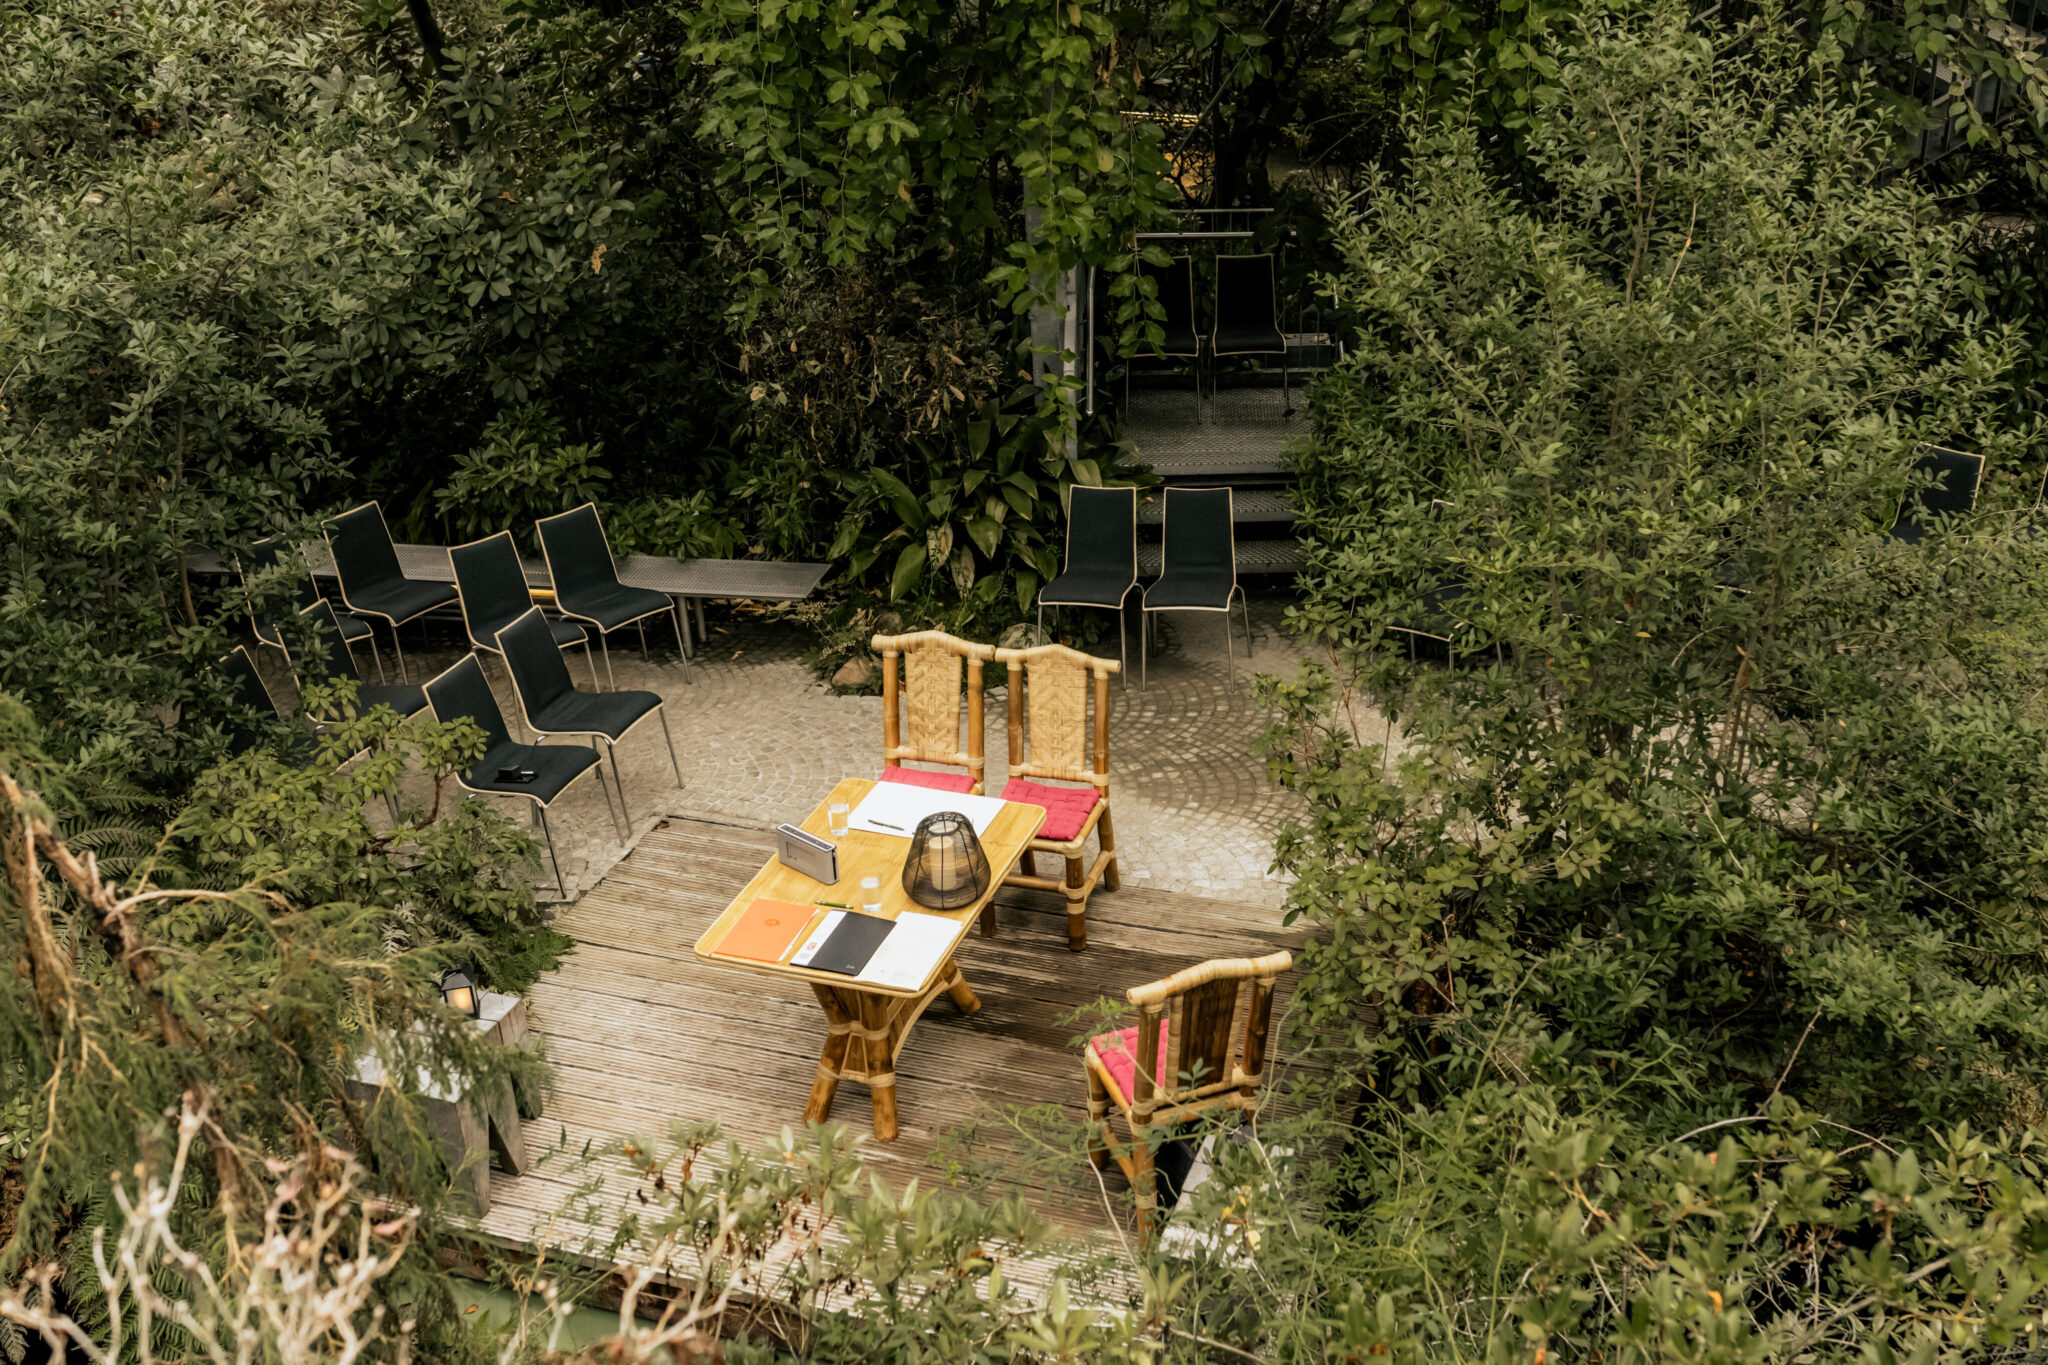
[805,911,896,977]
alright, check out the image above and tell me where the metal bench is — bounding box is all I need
[186,542,830,675]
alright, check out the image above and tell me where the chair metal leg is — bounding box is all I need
[390,623,409,683]
[1225,602,1236,690]
[671,604,694,684]
[658,706,683,787]
[637,618,648,660]
[591,753,623,840]
[580,638,602,691]
[1141,609,1149,691]
[606,738,632,825]
[1117,606,1128,691]
[536,803,566,900]
[599,632,616,691]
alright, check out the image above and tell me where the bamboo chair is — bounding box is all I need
[1084,950,1292,1239]
[872,631,997,795]
[991,641,1121,950]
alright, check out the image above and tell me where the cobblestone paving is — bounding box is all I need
[393,589,1337,916]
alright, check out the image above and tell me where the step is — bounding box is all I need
[1138,488,1297,525]
[1120,386,1303,478]
[1138,539,1303,576]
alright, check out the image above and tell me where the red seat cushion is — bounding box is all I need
[878,767,976,793]
[999,778,1101,842]
[1090,1020,1172,1105]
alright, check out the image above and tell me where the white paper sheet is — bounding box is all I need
[856,912,962,991]
[848,783,1007,839]
[789,910,845,968]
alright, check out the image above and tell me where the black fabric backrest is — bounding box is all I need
[498,607,577,717]
[1910,446,1984,520]
[327,503,403,597]
[1162,487,1235,575]
[536,504,618,603]
[424,654,512,754]
[294,600,363,686]
[451,532,533,650]
[218,647,282,752]
[243,535,317,633]
[1214,254,1277,332]
[1140,256,1195,331]
[1064,486,1136,582]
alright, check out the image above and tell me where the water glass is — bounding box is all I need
[860,875,883,915]
[828,802,850,839]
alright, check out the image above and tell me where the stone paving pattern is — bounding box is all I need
[387,590,1325,913]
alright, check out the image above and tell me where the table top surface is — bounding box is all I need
[185,542,829,602]
[693,778,1046,998]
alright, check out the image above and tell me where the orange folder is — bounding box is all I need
[715,899,817,965]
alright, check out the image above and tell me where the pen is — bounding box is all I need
[815,900,853,909]
[870,819,905,831]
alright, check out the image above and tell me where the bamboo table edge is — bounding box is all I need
[691,778,1047,998]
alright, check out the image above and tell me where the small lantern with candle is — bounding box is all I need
[901,810,992,910]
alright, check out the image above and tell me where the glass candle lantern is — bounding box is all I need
[901,810,992,910]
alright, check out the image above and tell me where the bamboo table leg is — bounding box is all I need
[805,984,854,1124]
[803,959,982,1141]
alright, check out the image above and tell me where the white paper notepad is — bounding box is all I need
[856,912,961,991]
[848,783,1007,839]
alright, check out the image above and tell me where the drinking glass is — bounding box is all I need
[860,875,883,915]
[828,802,850,838]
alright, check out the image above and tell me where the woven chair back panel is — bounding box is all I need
[330,506,403,591]
[502,610,576,714]
[1168,978,1243,1099]
[451,535,530,637]
[427,658,511,752]
[902,647,965,760]
[1022,654,1091,780]
[1164,490,1234,572]
[1066,487,1136,580]
[539,507,613,600]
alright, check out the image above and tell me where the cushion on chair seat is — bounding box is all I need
[1040,567,1134,610]
[346,577,458,623]
[556,583,672,632]
[1144,570,1235,611]
[880,767,977,793]
[1090,1019,1172,1106]
[1000,778,1101,842]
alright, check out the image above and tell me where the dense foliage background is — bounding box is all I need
[7,0,2048,1354]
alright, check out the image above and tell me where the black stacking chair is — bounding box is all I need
[287,601,430,723]
[497,607,681,822]
[216,647,365,784]
[323,502,459,683]
[241,536,382,682]
[1141,487,1246,689]
[1211,254,1288,410]
[1891,444,1986,544]
[1386,500,1468,662]
[1134,255,1202,419]
[535,503,687,692]
[422,654,619,899]
[1037,485,1139,686]
[450,532,598,688]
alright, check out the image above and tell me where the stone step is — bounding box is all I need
[1138,539,1303,576]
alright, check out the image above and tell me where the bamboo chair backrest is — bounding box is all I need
[872,631,996,791]
[994,642,1119,792]
[1124,950,1292,1122]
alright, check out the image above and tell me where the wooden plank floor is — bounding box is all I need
[474,813,1308,1293]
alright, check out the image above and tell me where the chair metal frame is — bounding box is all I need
[422,653,622,900]
[1209,252,1290,412]
[1127,254,1204,422]
[1891,443,1987,542]
[1037,485,1139,688]
[872,630,998,794]
[450,531,600,689]
[322,501,457,683]
[535,502,689,691]
[1084,950,1292,1239]
[991,640,1121,951]
[282,600,429,724]
[239,536,384,683]
[1140,486,1248,690]
[494,607,682,825]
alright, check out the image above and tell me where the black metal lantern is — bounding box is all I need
[901,810,992,910]
[439,966,481,1018]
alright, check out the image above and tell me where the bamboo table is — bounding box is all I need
[693,778,1045,1141]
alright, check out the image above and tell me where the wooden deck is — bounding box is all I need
[472,813,1307,1287]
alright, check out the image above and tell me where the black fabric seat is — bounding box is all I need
[498,607,680,821]
[450,531,597,687]
[324,501,458,682]
[1141,487,1246,688]
[422,653,617,898]
[290,601,427,721]
[1038,486,1138,684]
[536,502,685,691]
[1891,444,1985,544]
